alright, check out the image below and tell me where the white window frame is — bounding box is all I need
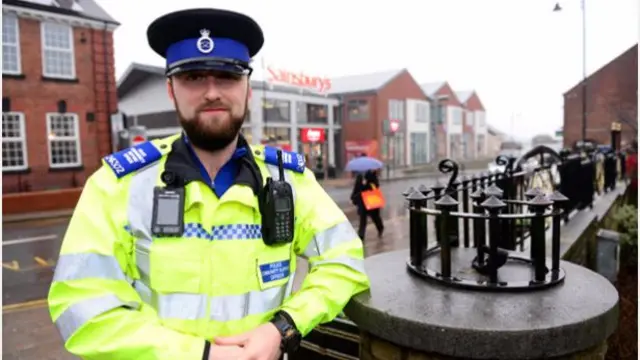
[466,111,474,126]
[3,14,22,75]
[2,112,28,171]
[46,113,82,168]
[452,107,462,125]
[40,21,76,79]
[389,99,405,122]
[416,103,429,123]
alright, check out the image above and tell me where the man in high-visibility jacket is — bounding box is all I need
[47,8,369,360]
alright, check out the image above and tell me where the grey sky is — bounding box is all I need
[97,0,638,139]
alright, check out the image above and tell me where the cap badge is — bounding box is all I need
[196,28,214,54]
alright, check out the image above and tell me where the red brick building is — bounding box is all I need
[563,43,637,148]
[2,0,119,194]
[457,90,488,159]
[421,81,465,160]
[329,69,428,167]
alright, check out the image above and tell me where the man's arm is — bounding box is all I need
[279,169,370,336]
[47,167,208,360]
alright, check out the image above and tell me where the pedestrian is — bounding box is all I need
[47,8,369,360]
[350,164,385,240]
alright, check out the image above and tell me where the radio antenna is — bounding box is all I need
[276,149,285,181]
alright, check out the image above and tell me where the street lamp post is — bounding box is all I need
[554,0,587,142]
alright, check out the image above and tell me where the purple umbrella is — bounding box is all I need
[345,156,384,172]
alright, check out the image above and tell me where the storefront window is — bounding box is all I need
[450,134,462,159]
[334,129,342,170]
[333,105,342,126]
[382,133,405,166]
[262,127,292,151]
[347,99,369,121]
[263,98,290,123]
[410,132,428,165]
[297,128,327,172]
[463,133,473,159]
[297,102,328,124]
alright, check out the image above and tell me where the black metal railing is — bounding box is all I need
[402,144,624,291]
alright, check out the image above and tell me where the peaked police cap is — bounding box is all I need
[146,8,264,76]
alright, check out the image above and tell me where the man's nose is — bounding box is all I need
[203,77,223,100]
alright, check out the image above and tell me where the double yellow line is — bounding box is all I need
[3,298,48,313]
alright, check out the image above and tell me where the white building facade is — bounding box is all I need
[446,105,464,159]
[405,99,431,166]
[474,110,488,157]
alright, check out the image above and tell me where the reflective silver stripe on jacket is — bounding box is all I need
[126,161,294,321]
[301,220,358,259]
[128,162,161,260]
[53,253,127,282]
[55,294,140,341]
[301,220,366,274]
[134,280,288,321]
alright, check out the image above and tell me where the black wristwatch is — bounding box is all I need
[269,311,302,354]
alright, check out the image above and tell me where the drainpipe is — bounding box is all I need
[103,21,112,155]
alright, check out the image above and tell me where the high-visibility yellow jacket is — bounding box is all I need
[47,133,370,360]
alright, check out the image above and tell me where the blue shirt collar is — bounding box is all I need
[182,133,248,198]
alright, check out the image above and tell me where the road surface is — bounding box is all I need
[2,174,457,306]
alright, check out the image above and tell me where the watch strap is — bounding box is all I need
[270,311,301,353]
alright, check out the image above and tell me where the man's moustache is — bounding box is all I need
[198,103,228,111]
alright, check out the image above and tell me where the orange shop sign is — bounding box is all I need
[266,66,332,93]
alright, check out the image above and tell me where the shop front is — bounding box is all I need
[261,126,292,151]
[345,140,379,162]
[298,127,329,179]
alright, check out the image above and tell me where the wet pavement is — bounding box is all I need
[2,219,67,305]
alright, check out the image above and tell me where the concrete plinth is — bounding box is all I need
[345,249,619,360]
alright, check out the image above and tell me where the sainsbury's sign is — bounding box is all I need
[267,66,332,93]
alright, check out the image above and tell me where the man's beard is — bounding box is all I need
[177,99,248,152]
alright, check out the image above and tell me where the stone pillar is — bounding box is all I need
[345,249,619,360]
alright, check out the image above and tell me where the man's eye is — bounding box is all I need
[217,73,241,81]
[184,74,205,81]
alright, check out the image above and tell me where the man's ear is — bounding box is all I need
[166,78,174,101]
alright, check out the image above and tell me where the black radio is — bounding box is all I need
[260,150,295,245]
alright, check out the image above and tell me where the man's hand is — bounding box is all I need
[213,323,282,360]
[208,344,245,360]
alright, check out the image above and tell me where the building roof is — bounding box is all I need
[327,69,405,95]
[3,0,120,24]
[563,43,637,95]
[420,81,446,97]
[116,62,164,98]
[455,90,474,103]
[117,62,341,100]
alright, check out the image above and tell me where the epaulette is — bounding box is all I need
[102,140,166,179]
[256,146,306,173]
